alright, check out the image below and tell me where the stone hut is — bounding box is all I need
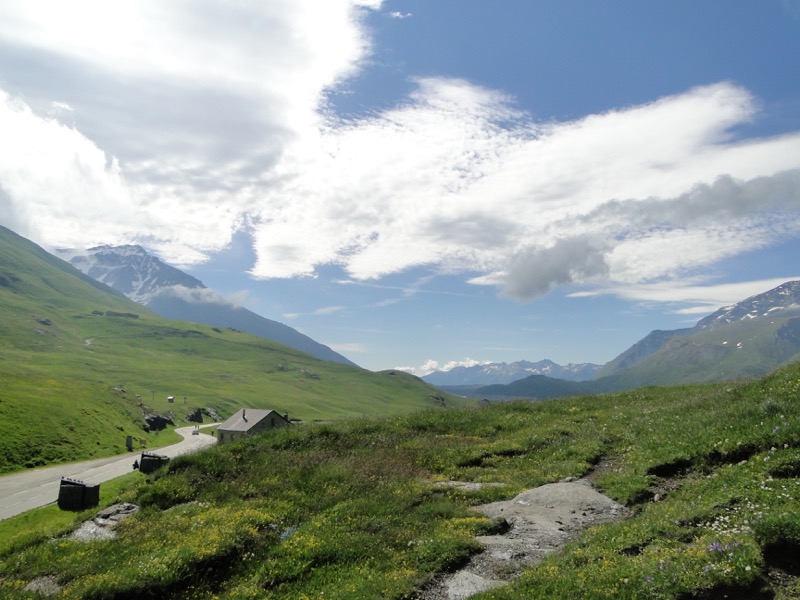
[217,408,290,444]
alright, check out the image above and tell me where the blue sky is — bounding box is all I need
[1,1,800,373]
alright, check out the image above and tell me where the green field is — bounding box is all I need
[1,361,798,598]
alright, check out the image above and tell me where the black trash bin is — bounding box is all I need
[58,477,100,511]
[139,452,170,474]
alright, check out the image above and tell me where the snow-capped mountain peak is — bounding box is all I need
[695,280,800,331]
[59,245,204,303]
[421,359,601,386]
[54,244,357,366]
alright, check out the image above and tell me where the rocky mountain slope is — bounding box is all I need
[56,245,356,366]
[599,280,800,379]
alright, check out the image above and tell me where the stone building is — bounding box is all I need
[217,408,290,444]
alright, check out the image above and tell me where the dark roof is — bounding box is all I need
[218,408,286,433]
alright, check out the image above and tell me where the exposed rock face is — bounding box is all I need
[429,394,447,407]
[186,407,220,423]
[143,412,174,432]
[417,479,627,600]
[67,503,140,542]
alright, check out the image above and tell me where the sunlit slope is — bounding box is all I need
[598,310,800,390]
[0,226,470,472]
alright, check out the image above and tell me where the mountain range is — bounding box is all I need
[421,359,600,386]
[462,280,800,400]
[56,245,356,366]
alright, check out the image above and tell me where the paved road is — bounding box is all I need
[0,425,217,521]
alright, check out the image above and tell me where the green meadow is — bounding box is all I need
[1,361,798,598]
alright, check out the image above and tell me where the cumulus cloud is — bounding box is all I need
[491,169,800,299]
[500,235,611,300]
[1,2,800,304]
[156,285,238,307]
[0,0,381,262]
[406,357,490,376]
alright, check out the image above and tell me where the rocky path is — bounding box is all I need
[416,478,627,599]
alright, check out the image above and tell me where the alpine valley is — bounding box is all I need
[0,225,469,472]
[54,241,800,402]
[456,280,800,400]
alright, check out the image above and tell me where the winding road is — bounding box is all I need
[0,425,217,521]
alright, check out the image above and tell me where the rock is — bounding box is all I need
[186,407,220,423]
[67,503,140,542]
[186,407,204,423]
[95,502,139,525]
[25,576,61,597]
[143,412,174,432]
[446,571,503,599]
[420,479,628,600]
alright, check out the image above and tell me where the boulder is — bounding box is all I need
[143,412,174,432]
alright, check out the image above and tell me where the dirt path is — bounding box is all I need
[416,478,627,599]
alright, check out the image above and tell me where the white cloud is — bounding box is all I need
[1,2,799,306]
[313,305,347,316]
[250,80,800,298]
[0,0,382,262]
[156,285,235,306]
[405,357,491,376]
[329,342,368,354]
[50,101,73,113]
[571,277,800,315]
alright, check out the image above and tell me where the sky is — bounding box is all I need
[2,1,800,374]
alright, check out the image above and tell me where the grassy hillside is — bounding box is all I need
[1,361,798,598]
[0,226,470,472]
[600,312,800,390]
[476,373,595,400]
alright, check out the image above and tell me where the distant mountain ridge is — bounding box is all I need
[422,359,601,387]
[56,245,357,367]
[463,280,800,400]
